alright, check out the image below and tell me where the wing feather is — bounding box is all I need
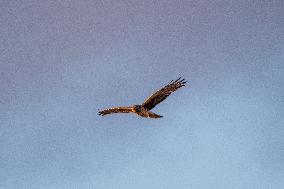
[142,77,186,110]
[98,106,133,116]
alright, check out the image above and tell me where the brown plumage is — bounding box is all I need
[98,77,186,118]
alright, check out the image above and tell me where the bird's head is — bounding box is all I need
[133,105,142,112]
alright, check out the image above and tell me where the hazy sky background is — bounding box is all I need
[1,0,284,188]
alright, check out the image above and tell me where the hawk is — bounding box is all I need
[98,77,186,118]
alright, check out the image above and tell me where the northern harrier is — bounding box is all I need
[98,77,186,118]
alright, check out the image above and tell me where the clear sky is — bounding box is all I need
[1,0,284,189]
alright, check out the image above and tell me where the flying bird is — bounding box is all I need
[98,77,186,118]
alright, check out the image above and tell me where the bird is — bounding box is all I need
[98,77,186,118]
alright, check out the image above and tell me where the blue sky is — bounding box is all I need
[1,0,284,188]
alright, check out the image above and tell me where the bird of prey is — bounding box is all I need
[98,77,186,118]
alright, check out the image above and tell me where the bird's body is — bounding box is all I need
[133,105,163,118]
[98,78,186,118]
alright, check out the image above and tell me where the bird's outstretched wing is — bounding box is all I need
[142,77,186,110]
[98,106,133,116]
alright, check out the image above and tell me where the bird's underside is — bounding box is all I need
[98,77,186,118]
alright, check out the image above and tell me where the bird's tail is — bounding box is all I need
[148,111,163,118]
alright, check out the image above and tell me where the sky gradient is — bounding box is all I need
[1,0,284,188]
